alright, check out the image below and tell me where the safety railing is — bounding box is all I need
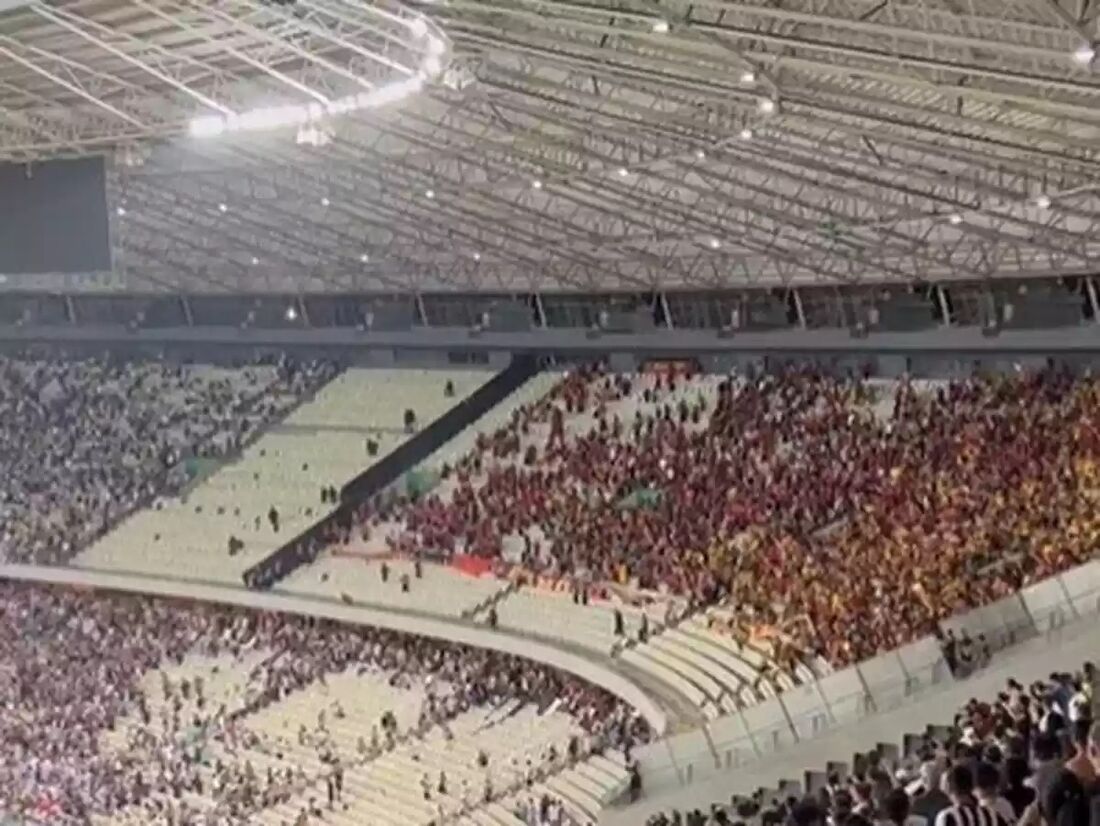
[631,556,1100,794]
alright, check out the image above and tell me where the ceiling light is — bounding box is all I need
[1035,194,1052,209]
[758,98,777,114]
[695,149,706,160]
[617,167,629,177]
[740,70,756,84]
[949,213,963,225]
[709,238,721,249]
[285,305,298,321]
[360,253,370,263]
[115,206,126,217]
[652,19,669,33]
[1073,43,1096,64]
[739,128,753,140]
[532,179,543,190]
[409,17,428,38]
[320,197,330,207]
[425,189,436,199]
[218,203,228,213]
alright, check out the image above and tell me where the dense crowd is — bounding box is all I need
[345,365,1100,666]
[0,354,335,566]
[648,662,1100,826]
[0,580,647,825]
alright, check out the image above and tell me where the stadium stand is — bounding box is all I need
[74,368,489,582]
[0,581,648,825]
[303,364,1100,679]
[0,354,334,566]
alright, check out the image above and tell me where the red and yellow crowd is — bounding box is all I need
[346,365,1100,667]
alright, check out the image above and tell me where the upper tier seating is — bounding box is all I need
[0,355,333,566]
[75,368,489,582]
[310,366,1100,681]
[0,581,648,826]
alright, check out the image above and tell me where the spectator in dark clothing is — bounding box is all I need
[1002,756,1036,818]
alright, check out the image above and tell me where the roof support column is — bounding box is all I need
[935,285,952,326]
[792,288,807,328]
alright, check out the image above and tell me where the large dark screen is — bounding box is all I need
[0,157,111,273]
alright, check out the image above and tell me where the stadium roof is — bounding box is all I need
[1,0,1100,294]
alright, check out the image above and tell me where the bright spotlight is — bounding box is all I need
[1073,43,1096,64]
[285,305,299,321]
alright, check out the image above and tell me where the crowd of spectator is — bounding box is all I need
[0,580,647,825]
[0,354,336,566]
[647,662,1100,826]
[342,364,1100,666]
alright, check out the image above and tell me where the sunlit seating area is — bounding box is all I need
[0,355,330,566]
[75,368,489,582]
